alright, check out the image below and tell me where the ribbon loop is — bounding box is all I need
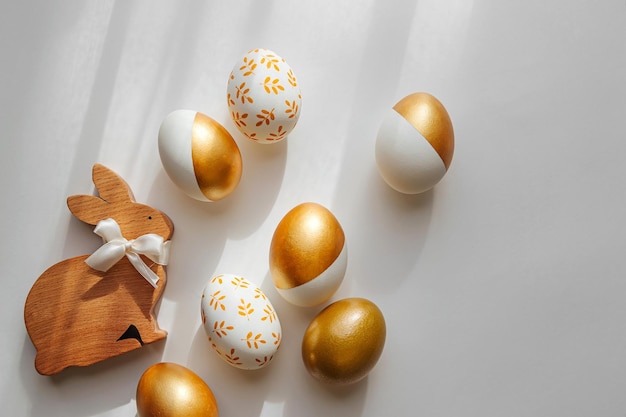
[85,218,170,288]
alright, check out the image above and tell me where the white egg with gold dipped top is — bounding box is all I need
[375,92,454,194]
[227,48,301,143]
[269,202,347,307]
[158,109,242,202]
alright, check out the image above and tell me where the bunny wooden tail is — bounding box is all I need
[34,351,67,376]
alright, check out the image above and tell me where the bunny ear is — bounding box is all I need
[92,164,136,203]
[67,195,111,225]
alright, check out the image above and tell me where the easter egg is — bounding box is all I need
[200,274,282,370]
[136,362,219,417]
[375,92,454,194]
[269,202,346,307]
[158,109,242,201]
[227,48,302,143]
[302,298,386,385]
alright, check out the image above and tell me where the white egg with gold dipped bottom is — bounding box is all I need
[375,92,454,194]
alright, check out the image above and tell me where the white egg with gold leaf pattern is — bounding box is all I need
[227,48,301,143]
[201,274,282,370]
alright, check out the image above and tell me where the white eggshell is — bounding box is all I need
[227,48,301,143]
[375,108,447,194]
[159,110,200,199]
[201,274,282,370]
[276,244,347,307]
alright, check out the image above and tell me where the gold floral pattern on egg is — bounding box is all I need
[208,290,226,311]
[238,298,255,320]
[242,332,266,349]
[260,53,281,70]
[234,82,253,104]
[211,320,233,338]
[227,48,301,144]
[231,111,248,128]
[240,57,257,75]
[256,108,275,126]
[201,274,282,370]
[267,125,287,142]
[230,276,250,289]
[287,69,297,87]
[254,287,267,300]
[225,349,242,367]
[262,304,277,323]
[285,100,298,118]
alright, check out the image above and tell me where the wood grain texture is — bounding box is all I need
[24,164,174,375]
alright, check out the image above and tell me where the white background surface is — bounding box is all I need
[1,1,625,416]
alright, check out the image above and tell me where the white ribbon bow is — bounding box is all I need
[85,218,170,288]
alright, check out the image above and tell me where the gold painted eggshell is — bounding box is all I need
[158,109,242,202]
[302,298,386,385]
[227,48,302,144]
[375,92,454,194]
[269,202,347,307]
[136,362,219,417]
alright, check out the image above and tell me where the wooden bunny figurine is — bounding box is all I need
[24,164,174,375]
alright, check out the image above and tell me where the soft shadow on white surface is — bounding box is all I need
[65,1,133,187]
[188,325,273,417]
[263,272,368,417]
[146,134,288,360]
[347,167,435,293]
[147,170,233,298]
[328,0,433,294]
[4,1,626,416]
[186,270,368,417]
[218,137,289,240]
[19,334,164,417]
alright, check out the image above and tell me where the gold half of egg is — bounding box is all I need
[393,92,454,169]
[158,109,242,202]
[375,92,454,194]
[191,112,242,201]
[301,298,386,385]
[136,362,219,417]
[269,202,347,307]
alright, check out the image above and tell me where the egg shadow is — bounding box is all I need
[20,332,165,417]
[187,324,274,417]
[185,269,368,417]
[146,131,287,338]
[258,272,368,417]
[335,165,434,294]
[185,269,312,417]
[282,374,368,417]
[220,125,289,241]
[146,169,234,300]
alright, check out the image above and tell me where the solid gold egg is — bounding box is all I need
[136,362,219,417]
[302,298,386,385]
[269,202,347,307]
